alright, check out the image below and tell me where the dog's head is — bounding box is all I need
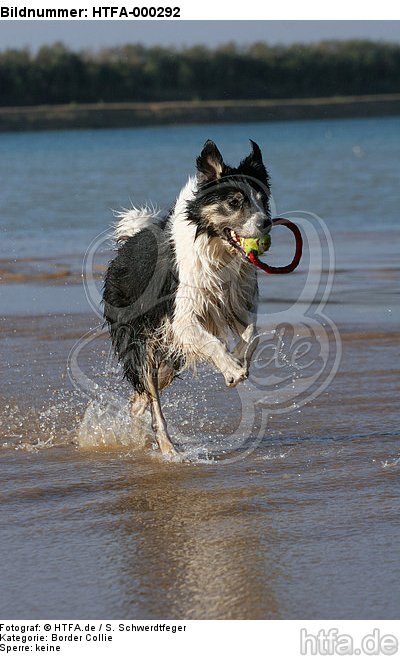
[187,140,272,259]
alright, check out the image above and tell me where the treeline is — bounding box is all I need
[1,40,400,107]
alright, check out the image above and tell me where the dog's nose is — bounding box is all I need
[255,216,272,233]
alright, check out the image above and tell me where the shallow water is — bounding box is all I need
[0,117,399,619]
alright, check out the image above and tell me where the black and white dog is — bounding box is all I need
[103,140,272,457]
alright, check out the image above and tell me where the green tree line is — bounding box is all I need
[0,40,399,107]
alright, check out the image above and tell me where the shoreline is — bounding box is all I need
[1,93,400,132]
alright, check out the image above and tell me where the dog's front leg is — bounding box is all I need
[178,319,247,388]
[203,335,248,388]
[232,323,258,374]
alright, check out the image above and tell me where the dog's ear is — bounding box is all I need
[196,140,226,185]
[239,140,269,185]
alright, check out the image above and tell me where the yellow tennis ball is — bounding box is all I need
[240,234,271,255]
[260,234,271,253]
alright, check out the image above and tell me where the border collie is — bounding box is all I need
[103,140,271,457]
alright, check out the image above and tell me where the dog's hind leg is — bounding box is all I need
[157,362,176,391]
[146,366,178,458]
[130,392,148,417]
[130,363,175,418]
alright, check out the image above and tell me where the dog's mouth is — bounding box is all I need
[223,228,270,261]
[224,228,246,257]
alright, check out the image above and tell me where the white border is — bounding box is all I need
[0,1,398,20]
[0,620,399,656]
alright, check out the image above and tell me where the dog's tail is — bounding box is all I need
[113,204,163,242]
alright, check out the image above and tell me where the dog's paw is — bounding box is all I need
[222,358,248,388]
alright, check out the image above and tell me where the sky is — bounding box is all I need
[0,20,399,51]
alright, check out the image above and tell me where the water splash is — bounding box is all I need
[381,456,400,469]
[75,399,151,450]
[0,398,80,452]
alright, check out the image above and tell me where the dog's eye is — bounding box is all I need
[228,197,242,209]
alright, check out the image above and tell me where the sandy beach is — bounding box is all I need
[1,94,400,132]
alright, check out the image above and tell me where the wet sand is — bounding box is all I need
[1,306,399,619]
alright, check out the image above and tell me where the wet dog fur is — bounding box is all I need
[103,140,272,457]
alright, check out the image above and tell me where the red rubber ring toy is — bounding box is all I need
[248,217,303,274]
